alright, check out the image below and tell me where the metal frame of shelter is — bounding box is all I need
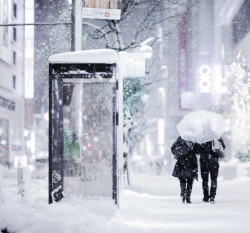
[48,54,120,205]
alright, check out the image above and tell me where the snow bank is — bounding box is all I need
[49,49,118,64]
[1,177,128,233]
[1,194,125,233]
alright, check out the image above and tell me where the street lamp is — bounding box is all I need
[134,37,154,59]
[134,38,154,74]
[137,45,153,59]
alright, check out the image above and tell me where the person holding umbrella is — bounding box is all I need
[176,110,226,204]
[171,132,200,204]
[200,138,225,203]
[198,119,225,204]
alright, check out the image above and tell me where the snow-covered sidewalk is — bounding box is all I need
[123,173,250,232]
[1,171,250,233]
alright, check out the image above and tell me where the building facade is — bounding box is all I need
[0,0,26,166]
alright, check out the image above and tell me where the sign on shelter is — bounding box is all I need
[83,0,122,20]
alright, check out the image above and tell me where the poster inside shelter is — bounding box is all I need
[3,0,8,48]
[83,0,122,20]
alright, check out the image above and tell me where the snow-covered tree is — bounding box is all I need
[235,143,250,162]
[221,50,250,144]
[34,0,191,155]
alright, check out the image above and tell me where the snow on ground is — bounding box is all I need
[1,168,250,233]
[125,173,250,233]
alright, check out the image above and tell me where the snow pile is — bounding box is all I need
[1,171,126,233]
[1,192,127,233]
[49,49,118,64]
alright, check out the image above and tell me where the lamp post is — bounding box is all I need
[71,0,82,51]
[160,65,169,170]
[137,45,153,59]
[134,38,154,74]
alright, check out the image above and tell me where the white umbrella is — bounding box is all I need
[176,110,225,144]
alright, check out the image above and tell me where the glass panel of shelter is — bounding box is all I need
[52,76,115,198]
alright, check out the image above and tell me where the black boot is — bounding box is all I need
[186,198,191,204]
[209,198,216,204]
[183,190,192,204]
[203,196,209,202]
[181,189,186,203]
[185,189,192,204]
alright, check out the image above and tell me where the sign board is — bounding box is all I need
[83,0,122,20]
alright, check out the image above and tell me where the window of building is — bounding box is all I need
[0,96,16,111]
[13,51,16,65]
[13,27,16,41]
[13,75,16,89]
[13,3,17,18]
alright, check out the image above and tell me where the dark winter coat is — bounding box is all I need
[171,136,199,180]
[199,138,225,164]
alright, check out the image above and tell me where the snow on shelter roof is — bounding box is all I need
[49,49,118,64]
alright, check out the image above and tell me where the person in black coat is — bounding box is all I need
[199,137,225,204]
[171,136,199,203]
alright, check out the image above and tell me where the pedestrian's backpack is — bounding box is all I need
[212,140,225,159]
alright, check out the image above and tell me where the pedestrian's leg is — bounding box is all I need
[186,178,194,203]
[179,177,187,203]
[179,177,186,197]
[209,161,219,200]
[200,162,209,202]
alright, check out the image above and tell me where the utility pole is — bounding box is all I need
[71,0,82,51]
